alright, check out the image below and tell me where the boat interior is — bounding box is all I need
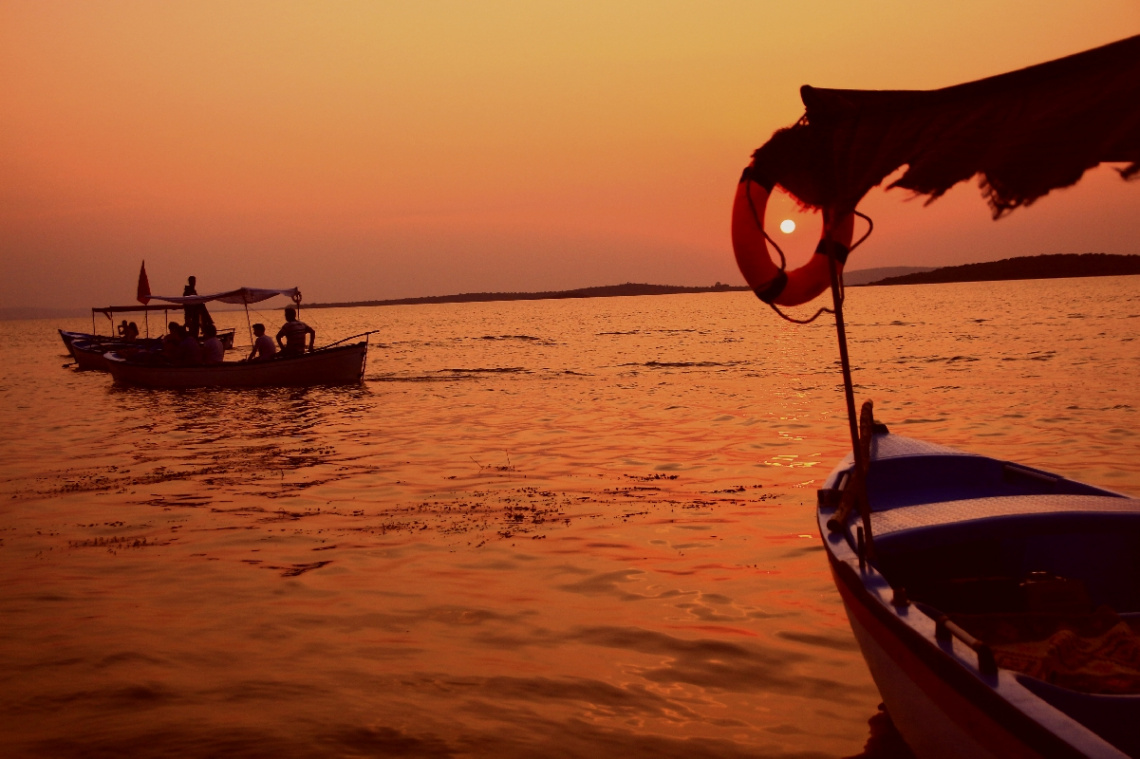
[847,445,1140,753]
[861,451,1140,617]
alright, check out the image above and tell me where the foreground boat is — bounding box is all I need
[818,412,1140,758]
[105,340,369,388]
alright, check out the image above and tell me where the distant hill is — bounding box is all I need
[842,266,936,286]
[0,306,88,321]
[307,282,749,309]
[16,255,1134,320]
[866,253,1140,286]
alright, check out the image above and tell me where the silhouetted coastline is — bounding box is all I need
[305,282,748,309]
[303,254,1140,310]
[9,255,1139,321]
[861,253,1140,286]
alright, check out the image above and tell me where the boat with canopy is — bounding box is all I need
[141,285,304,344]
[58,305,231,359]
[732,35,1140,758]
[61,286,304,369]
[98,286,373,388]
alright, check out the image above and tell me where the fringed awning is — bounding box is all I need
[752,35,1140,218]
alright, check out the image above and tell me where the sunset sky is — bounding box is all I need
[3,1,1138,310]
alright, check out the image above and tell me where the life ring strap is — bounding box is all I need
[752,270,789,304]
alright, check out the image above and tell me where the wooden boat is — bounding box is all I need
[68,339,150,372]
[104,340,369,388]
[60,323,235,353]
[64,331,237,372]
[59,326,233,357]
[62,284,307,370]
[59,329,95,354]
[730,36,1140,758]
[68,339,107,371]
[60,328,152,356]
[62,282,305,358]
[818,407,1139,758]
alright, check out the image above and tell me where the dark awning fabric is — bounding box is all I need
[93,304,186,316]
[751,35,1140,219]
[146,287,302,306]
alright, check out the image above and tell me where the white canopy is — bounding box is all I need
[146,287,301,306]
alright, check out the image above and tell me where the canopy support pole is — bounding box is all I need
[825,210,875,559]
[244,302,253,348]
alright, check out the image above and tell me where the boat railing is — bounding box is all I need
[318,331,378,350]
[916,602,998,676]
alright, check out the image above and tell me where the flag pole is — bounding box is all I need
[137,260,152,337]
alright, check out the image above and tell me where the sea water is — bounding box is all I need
[1,278,1137,758]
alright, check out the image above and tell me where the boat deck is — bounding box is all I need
[871,494,1140,538]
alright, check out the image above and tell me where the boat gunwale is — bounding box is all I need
[822,513,1129,758]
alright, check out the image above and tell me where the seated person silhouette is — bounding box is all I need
[249,323,276,361]
[200,324,224,365]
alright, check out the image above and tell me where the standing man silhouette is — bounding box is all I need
[276,307,315,355]
[182,276,214,338]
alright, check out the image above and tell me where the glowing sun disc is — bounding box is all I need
[779,219,796,234]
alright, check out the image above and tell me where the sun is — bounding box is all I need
[779,219,796,234]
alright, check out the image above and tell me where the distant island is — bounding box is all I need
[304,254,1139,310]
[7,254,1137,321]
[306,282,749,309]
[862,253,1140,286]
[842,266,935,286]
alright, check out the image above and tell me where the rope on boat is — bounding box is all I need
[827,400,878,557]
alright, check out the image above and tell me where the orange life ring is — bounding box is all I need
[732,165,855,307]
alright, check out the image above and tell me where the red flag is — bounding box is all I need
[137,261,151,304]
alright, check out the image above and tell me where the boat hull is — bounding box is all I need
[59,328,233,357]
[830,554,1080,759]
[70,341,112,371]
[70,339,158,372]
[105,342,368,388]
[818,434,1139,758]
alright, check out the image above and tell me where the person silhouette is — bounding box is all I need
[249,323,276,361]
[275,307,316,355]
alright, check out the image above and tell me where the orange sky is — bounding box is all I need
[2,1,1138,309]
